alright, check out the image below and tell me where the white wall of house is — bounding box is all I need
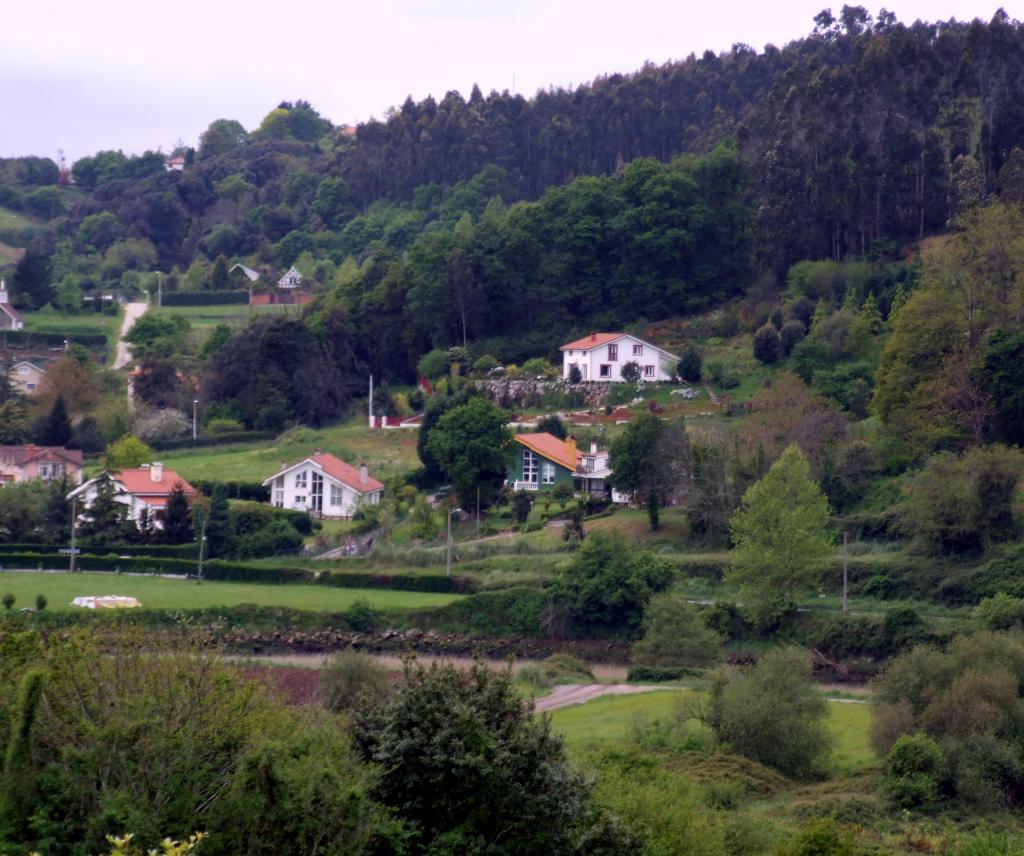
[269,462,381,518]
[562,335,676,382]
[71,481,158,527]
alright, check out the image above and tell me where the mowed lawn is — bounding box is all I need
[549,689,875,771]
[0,570,462,612]
[19,308,122,341]
[160,418,420,483]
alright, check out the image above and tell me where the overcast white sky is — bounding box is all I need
[0,0,1016,162]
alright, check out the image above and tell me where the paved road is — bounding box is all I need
[113,302,148,369]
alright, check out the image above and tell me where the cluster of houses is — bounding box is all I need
[0,330,678,532]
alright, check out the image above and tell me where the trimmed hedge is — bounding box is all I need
[627,665,702,682]
[160,291,249,306]
[0,330,108,349]
[191,480,271,502]
[0,552,474,593]
[0,543,198,559]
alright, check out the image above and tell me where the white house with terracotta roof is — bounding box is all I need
[262,452,383,518]
[0,280,24,331]
[560,333,678,382]
[68,463,197,527]
[164,156,186,172]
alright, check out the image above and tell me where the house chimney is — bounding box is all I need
[589,332,596,341]
[591,441,598,455]
[280,460,287,470]
[359,463,368,485]
[565,434,577,463]
[151,462,163,482]
[0,279,7,304]
[314,448,321,456]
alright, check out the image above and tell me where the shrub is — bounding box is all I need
[472,354,499,375]
[511,491,534,524]
[519,654,594,689]
[677,346,702,383]
[706,648,831,779]
[753,325,781,364]
[620,361,642,382]
[632,593,722,668]
[319,649,390,712]
[780,320,806,356]
[974,592,1024,630]
[884,733,946,811]
[204,417,245,437]
[773,819,857,856]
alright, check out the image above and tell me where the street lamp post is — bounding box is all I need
[192,399,198,440]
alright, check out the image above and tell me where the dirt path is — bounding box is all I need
[113,302,148,369]
[534,683,666,712]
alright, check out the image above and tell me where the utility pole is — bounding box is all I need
[196,507,209,584]
[69,496,77,573]
[446,501,453,578]
[368,373,374,429]
[842,530,849,613]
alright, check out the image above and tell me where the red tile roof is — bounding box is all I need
[560,332,625,351]
[311,453,384,494]
[513,433,579,471]
[114,467,197,497]
[0,445,82,467]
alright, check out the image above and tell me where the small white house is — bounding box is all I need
[262,452,383,518]
[277,266,304,289]
[560,333,678,382]
[68,463,197,527]
[164,156,186,172]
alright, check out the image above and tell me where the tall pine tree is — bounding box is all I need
[38,396,72,446]
[161,482,193,545]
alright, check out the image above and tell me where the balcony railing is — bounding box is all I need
[513,481,539,491]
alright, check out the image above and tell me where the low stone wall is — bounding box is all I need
[474,378,610,408]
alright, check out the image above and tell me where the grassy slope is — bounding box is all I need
[0,570,461,612]
[160,418,420,483]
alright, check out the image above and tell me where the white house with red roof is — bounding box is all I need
[0,280,24,331]
[68,463,198,527]
[560,333,678,382]
[262,451,383,518]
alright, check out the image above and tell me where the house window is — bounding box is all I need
[644,364,655,377]
[273,490,284,508]
[523,449,538,483]
[26,383,35,391]
[18,366,28,374]
[295,495,307,505]
[330,484,342,505]
[599,364,611,378]
[607,344,618,361]
[633,344,644,356]
[542,462,556,484]
[583,456,595,473]
[294,471,307,489]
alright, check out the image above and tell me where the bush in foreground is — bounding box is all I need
[350,660,637,854]
[704,648,831,779]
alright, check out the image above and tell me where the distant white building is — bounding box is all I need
[560,333,678,382]
[0,280,23,331]
[164,156,186,172]
[262,452,383,518]
[229,263,260,282]
[277,266,304,289]
[10,360,45,395]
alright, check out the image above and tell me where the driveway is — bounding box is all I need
[113,302,148,369]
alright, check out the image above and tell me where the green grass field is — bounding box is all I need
[19,308,122,341]
[0,570,462,612]
[549,689,875,771]
[160,418,420,483]
[155,303,293,337]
